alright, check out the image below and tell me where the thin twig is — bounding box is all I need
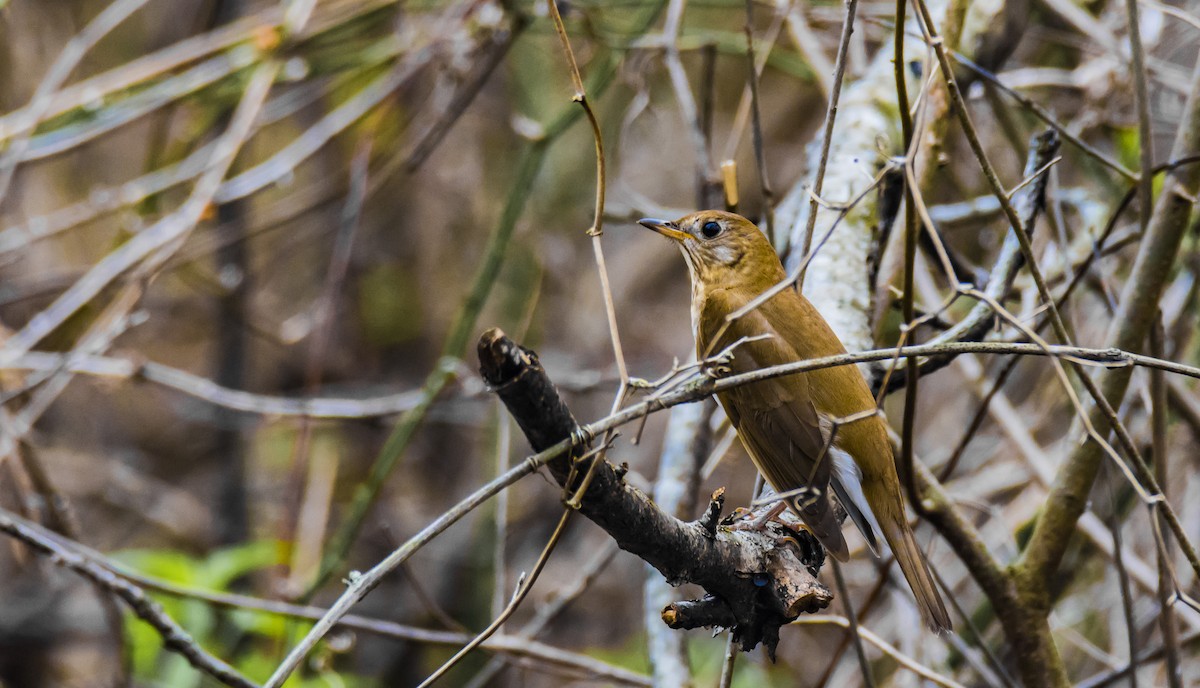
[720,0,788,173]
[2,351,430,418]
[1151,321,1185,688]
[699,42,719,208]
[544,0,634,513]
[1104,480,1140,688]
[491,407,512,623]
[883,130,1061,393]
[743,0,775,240]
[466,540,620,687]
[0,0,156,206]
[927,564,1015,688]
[644,401,711,687]
[263,439,564,688]
[0,508,258,688]
[830,560,877,688]
[790,616,968,688]
[417,509,574,687]
[957,289,1152,504]
[1125,0,1155,233]
[717,631,738,688]
[952,53,1137,182]
[896,0,924,511]
[661,0,715,189]
[794,0,861,287]
[1020,57,1200,592]
[1076,627,1200,688]
[281,137,373,588]
[0,59,278,362]
[402,11,525,171]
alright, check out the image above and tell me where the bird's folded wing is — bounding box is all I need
[702,300,849,560]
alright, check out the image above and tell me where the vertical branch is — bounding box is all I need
[1019,56,1200,589]
[743,0,774,240]
[1105,482,1139,688]
[644,401,713,688]
[1123,0,1154,232]
[306,0,668,581]
[717,632,738,688]
[897,0,969,506]
[283,139,372,590]
[207,0,251,552]
[310,141,546,592]
[662,0,715,189]
[895,0,922,510]
[894,0,914,148]
[699,43,719,209]
[491,408,511,622]
[544,0,648,514]
[830,560,878,688]
[213,197,250,547]
[1150,319,1185,688]
[792,0,861,289]
[719,1,786,191]
[544,0,621,373]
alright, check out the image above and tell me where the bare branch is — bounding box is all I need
[0,508,258,688]
[479,328,831,658]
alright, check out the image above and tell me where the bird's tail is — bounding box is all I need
[867,483,953,634]
[889,519,952,633]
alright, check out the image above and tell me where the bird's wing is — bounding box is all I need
[699,290,849,560]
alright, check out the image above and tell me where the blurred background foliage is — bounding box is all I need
[0,0,1198,686]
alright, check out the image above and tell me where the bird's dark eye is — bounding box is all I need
[701,221,722,239]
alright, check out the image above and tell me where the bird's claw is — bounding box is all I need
[726,501,789,532]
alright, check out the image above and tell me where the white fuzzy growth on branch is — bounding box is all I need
[777,2,948,356]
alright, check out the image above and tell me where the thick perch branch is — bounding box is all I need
[477,328,832,656]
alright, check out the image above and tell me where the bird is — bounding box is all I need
[639,210,951,633]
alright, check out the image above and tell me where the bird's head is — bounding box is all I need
[638,210,785,290]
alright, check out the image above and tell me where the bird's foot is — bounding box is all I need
[727,501,789,532]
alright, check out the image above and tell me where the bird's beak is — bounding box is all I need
[638,218,691,243]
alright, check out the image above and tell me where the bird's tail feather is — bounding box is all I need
[883,516,952,633]
[830,449,882,556]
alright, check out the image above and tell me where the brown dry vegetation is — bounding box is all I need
[0,0,1199,686]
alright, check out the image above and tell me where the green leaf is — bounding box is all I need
[198,540,283,590]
